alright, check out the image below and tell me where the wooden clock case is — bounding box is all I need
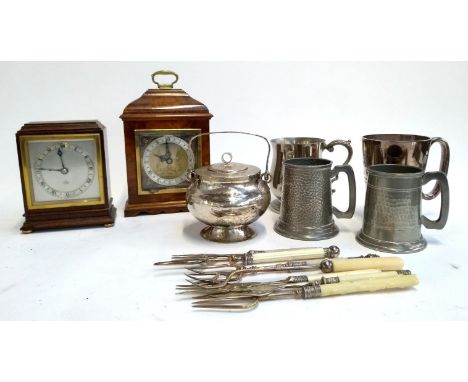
[121,81,212,217]
[16,120,116,233]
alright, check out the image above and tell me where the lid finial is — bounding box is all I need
[222,152,233,165]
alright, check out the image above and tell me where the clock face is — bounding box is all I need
[136,130,201,194]
[142,135,194,187]
[23,136,103,206]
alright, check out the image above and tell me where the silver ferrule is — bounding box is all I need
[288,275,309,283]
[321,276,340,284]
[396,269,412,275]
[244,252,255,265]
[301,283,322,299]
[348,254,380,259]
[284,260,309,267]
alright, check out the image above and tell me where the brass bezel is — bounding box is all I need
[134,128,202,195]
[20,133,106,210]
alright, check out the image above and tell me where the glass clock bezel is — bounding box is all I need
[134,128,202,195]
[19,133,106,210]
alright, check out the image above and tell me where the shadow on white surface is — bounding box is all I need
[424,236,443,246]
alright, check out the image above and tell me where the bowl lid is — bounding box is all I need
[195,152,260,181]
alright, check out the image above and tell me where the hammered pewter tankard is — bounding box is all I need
[274,158,356,241]
[186,131,271,243]
[269,137,353,213]
[362,134,449,200]
[356,164,449,254]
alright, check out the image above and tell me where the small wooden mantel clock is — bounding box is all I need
[16,120,116,233]
[121,70,212,217]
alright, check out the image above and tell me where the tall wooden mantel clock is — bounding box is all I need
[121,70,212,217]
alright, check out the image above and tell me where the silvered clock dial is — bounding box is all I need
[141,135,194,187]
[25,137,101,204]
[33,142,96,199]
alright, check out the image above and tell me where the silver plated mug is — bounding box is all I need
[269,137,353,213]
[274,158,356,241]
[362,134,450,200]
[356,164,449,254]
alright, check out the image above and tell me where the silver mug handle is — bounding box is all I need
[330,164,356,219]
[422,171,449,229]
[324,139,353,165]
[187,131,272,182]
[424,137,450,200]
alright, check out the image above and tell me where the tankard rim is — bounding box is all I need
[283,157,332,168]
[270,137,326,145]
[362,133,431,142]
[368,164,424,176]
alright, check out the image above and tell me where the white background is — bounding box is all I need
[1,61,467,321]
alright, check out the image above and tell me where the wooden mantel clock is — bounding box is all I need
[16,120,116,233]
[121,70,212,217]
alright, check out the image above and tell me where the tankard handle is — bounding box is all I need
[421,171,449,229]
[187,131,271,182]
[331,164,356,219]
[324,139,353,165]
[423,137,450,200]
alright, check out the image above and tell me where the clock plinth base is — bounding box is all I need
[20,200,116,233]
[200,225,256,243]
[124,199,188,217]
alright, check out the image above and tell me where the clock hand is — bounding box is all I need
[154,153,168,163]
[165,140,171,156]
[37,167,64,172]
[165,140,173,164]
[57,148,65,167]
[56,148,69,174]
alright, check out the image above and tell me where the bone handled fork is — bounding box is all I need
[178,269,382,294]
[185,269,413,298]
[185,256,405,289]
[192,274,419,311]
[154,245,340,267]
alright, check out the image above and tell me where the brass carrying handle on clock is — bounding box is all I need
[151,70,179,89]
[187,131,272,182]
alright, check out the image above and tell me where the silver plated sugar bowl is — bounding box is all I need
[186,131,271,243]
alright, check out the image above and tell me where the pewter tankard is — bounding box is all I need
[362,134,450,200]
[274,158,356,241]
[269,137,353,213]
[356,164,449,254]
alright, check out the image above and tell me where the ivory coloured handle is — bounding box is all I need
[335,270,401,283]
[320,274,419,297]
[304,269,381,281]
[329,257,404,272]
[252,247,329,264]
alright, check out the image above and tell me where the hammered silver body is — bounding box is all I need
[356,164,450,253]
[274,158,356,241]
[186,131,272,243]
[187,174,270,242]
[269,137,353,213]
